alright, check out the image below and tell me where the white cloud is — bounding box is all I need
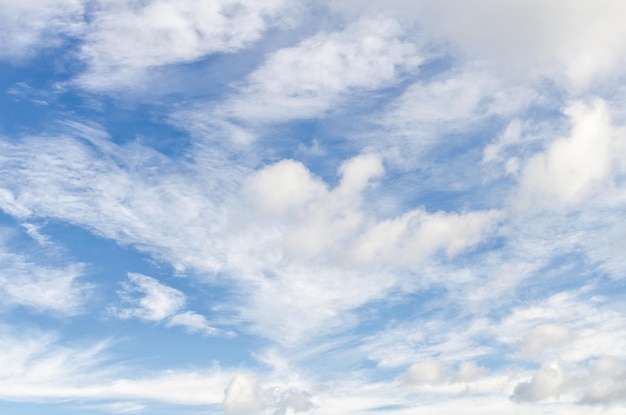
[0,236,90,315]
[166,311,221,336]
[223,374,265,415]
[223,373,315,415]
[521,325,573,355]
[515,99,622,211]
[583,358,626,404]
[369,64,538,165]
[5,2,626,414]
[110,274,226,337]
[405,360,446,385]
[110,273,186,322]
[455,361,487,382]
[231,154,496,342]
[384,69,493,127]
[77,0,296,90]
[99,369,232,406]
[0,324,237,406]
[243,159,327,217]
[200,17,420,128]
[344,209,499,265]
[0,0,85,59]
[512,362,566,402]
[0,261,88,315]
[497,289,626,363]
[0,125,502,344]
[413,0,626,88]
[589,357,623,378]
[512,357,626,405]
[82,401,146,414]
[281,153,385,259]
[483,119,523,163]
[0,325,111,394]
[0,124,232,273]
[241,153,385,261]
[234,264,398,343]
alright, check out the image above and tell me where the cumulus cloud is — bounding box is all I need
[223,374,314,415]
[455,361,487,382]
[243,159,327,216]
[512,357,626,405]
[110,273,186,322]
[512,362,566,402]
[244,153,385,260]
[583,357,626,404]
[515,99,622,211]
[414,0,626,87]
[224,374,265,415]
[231,154,496,341]
[405,360,446,385]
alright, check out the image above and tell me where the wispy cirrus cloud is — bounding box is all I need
[0,0,85,59]
[76,0,299,91]
[0,228,90,315]
[110,273,224,337]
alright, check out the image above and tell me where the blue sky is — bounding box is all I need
[1,1,626,414]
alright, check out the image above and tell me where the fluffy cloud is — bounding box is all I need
[223,373,314,415]
[512,362,566,402]
[405,360,446,385]
[243,159,327,216]
[455,361,487,382]
[512,357,626,404]
[224,374,265,415]
[243,153,385,260]
[515,99,623,211]
[583,357,626,404]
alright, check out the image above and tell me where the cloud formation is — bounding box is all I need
[1,1,626,414]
